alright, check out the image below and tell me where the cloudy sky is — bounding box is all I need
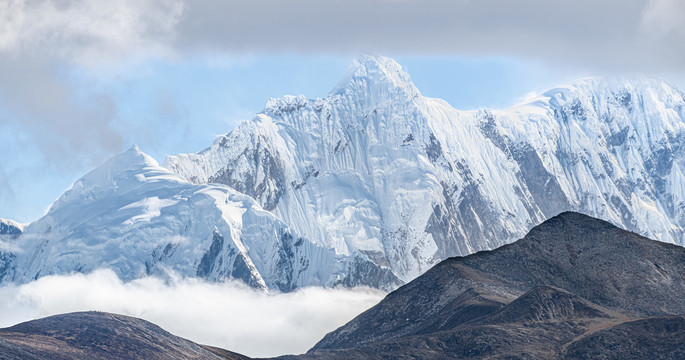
[1,0,684,222]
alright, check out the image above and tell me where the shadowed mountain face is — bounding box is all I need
[299,212,685,359]
[0,312,248,360]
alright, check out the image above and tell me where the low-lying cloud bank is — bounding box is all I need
[0,270,386,357]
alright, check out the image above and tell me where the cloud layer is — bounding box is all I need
[3,0,683,72]
[168,0,685,73]
[0,270,385,357]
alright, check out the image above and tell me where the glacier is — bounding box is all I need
[3,55,685,290]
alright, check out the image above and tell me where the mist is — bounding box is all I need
[0,270,386,357]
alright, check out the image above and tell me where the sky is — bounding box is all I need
[1,0,685,223]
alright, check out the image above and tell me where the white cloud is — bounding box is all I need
[0,0,184,66]
[0,270,385,357]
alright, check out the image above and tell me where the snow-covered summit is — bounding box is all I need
[513,76,683,113]
[330,54,421,99]
[49,145,160,212]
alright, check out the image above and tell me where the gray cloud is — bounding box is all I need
[0,270,385,357]
[174,0,684,73]
[0,0,185,163]
[641,0,685,39]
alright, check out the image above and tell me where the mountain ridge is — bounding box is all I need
[2,55,685,291]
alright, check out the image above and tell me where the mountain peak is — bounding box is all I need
[532,211,616,232]
[48,145,162,213]
[329,54,420,99]
[0,311,248,360]
[519,211,625,248]
[77,145,160,181]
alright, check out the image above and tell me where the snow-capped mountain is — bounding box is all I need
[2,55,685,290]
[2,146,358,291]
[165,55,685,284]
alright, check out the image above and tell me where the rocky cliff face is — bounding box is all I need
[0,219,22,236]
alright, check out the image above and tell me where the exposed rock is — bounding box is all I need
[0,312,248,360]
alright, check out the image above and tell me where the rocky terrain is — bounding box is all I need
[0,219,22,237]
[0,311,248,360]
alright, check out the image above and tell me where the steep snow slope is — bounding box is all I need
[6,146,349,291]
[165,55,685,284]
